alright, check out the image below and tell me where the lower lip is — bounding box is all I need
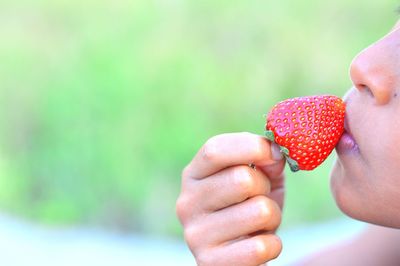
[336,132,359,154]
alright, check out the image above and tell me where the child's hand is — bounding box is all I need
[176,132,286,266]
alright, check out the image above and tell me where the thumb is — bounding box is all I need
[258,142,286,209]
[258,142,286,179]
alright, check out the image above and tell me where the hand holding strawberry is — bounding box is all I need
[265,95,345,172]
[177,133,286,266]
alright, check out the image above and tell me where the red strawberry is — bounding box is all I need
[265,95,345,172]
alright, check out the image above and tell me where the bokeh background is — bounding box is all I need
[0,0,398,264]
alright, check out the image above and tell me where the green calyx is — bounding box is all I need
[264,130,300,172]
[264,130,275,142]
[285,156,300,172]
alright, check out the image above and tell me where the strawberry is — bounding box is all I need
[265,95,345,172]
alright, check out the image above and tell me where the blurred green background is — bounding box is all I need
[0,0,397,238]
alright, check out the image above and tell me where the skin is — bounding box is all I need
[176,20,400,266]
[331,20,400,227]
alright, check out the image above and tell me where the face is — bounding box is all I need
[330,20,400,228]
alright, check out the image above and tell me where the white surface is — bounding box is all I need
[0,214,366,266]
[271,218,367,266]
[0,214,195,266]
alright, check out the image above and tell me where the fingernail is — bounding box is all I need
[271,142,283,161]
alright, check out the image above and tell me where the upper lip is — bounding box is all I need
[340,89,359,147]
[344,117,350,134]
[343,105,355,141]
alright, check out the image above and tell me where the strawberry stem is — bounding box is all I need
[280,146,289,156]
[264,130,275,142]
[285,155,300,172]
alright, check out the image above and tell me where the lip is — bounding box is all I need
[343,118,353,139]
[336,112,359,154]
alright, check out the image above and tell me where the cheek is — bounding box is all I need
[353,105,399,177]
[378,134,400,185]
[368,115,400,183]
[330,131,400,227]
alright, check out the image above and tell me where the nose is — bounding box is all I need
[349,28,400,105]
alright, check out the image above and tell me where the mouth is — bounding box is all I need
[336,108,359,154]
[343,118,354,139]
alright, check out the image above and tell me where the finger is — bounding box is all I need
[185,196,281,246]
[260,166,285,210]
[259,159,286,181]
[197,234,282,266]
[183,132,284,180]
[187,165,271,214]
[269,186,285,211]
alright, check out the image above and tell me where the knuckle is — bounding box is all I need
[201,136,219,162]
[175,195,191,222]
[196,250,214,266]
[270,235,283,259]
[255,197,273,221]
[184,224,201,248]
[249,235,282,263]
[252,197,281,229]
[181,165,191,179]
[249,237,269,262]
[269,200,282,228]
[232,166,254,198]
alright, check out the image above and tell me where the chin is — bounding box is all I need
[330,157,370,222]
[330,157,400,228]
[330,158,359,218]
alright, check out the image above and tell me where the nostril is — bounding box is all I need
[362,85,374,97]
[355,84,374,97]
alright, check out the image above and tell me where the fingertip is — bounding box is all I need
[269,234,283,259]
[259,158,286,179]
[271,142,284,161]
[210,233,283,266]
[250,234,283,264]
[255,137,284,167]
